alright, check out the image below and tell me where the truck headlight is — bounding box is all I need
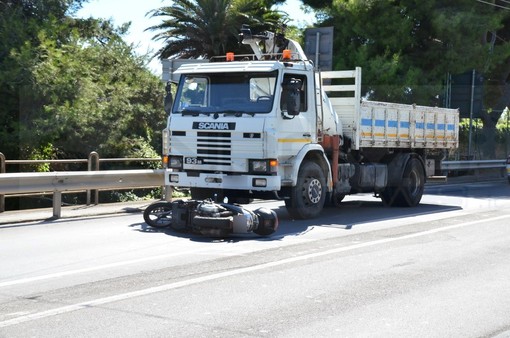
[249,159,277,174]
[169,156,183,169]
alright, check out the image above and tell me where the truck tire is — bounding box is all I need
[381,157,424,207]
[285,161,326,219]
[143,201,173,228]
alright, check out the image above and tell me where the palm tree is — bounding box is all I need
[146,0,284,59]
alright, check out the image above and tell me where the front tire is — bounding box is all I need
[285,161,327,219]
[143,201,173,228]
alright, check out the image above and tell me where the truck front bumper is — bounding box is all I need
[165,170,281,191]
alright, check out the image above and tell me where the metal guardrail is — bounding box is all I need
[0,169,168,218]
[441,160,506,171]
[0,152,163,214]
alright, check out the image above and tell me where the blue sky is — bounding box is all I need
[76,0,314,75]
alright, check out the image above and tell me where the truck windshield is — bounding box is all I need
[173,71,277,115]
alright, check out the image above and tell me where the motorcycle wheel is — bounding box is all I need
[143,201,173,228]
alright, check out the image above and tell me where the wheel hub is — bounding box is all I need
[307,178,322,204]
[409,170,421,197]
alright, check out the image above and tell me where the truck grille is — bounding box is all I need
[196,131,231,165]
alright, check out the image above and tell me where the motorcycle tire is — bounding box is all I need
[143,201,173,228]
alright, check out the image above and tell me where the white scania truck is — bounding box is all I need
[162,28,459,219]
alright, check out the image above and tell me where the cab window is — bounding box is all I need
[280,73,307,112]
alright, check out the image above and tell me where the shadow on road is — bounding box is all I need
[264,198,461,236]
[130,180,510,241]
[130,197,462,242]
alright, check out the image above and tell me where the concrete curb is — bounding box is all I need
[0,200,156,226]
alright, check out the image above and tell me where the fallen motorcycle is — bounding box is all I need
[143,199,278,237]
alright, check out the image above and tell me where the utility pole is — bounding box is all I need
[467,69,475,159]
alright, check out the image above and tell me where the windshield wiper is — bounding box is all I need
[219,110,255,117]
[181,109,210,116]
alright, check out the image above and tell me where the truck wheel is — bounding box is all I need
[381,157,424,207]
[143,201,173,228]
[285,161,326,219]
[191,188,224,202]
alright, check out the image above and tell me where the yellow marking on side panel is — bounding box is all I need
[278,138,312,143]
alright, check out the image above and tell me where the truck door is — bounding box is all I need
[277,73,316,157]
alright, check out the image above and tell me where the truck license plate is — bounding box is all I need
[185,157,203,165]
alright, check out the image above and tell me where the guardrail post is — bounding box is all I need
[164,185,172,202]
[53,191,62,218]
[0,152,5,212]
[87,152,100,205]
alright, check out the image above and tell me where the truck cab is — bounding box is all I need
[165,56,334,205]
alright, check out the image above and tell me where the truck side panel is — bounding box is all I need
[321,68,459,150]
[359,101,459,149]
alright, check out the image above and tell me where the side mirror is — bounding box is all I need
[164,81,173,115]
[282,78,301,116]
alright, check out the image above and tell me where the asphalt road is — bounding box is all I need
[1,180,510,337]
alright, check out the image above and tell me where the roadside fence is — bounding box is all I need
[0,152,170,217]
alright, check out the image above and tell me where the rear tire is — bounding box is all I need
[285,161,326,219]
[381,157,424,207]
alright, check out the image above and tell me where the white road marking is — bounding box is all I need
[0,248,218,288]
[1,213,509,328]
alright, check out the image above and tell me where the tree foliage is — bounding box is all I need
[304,0,510,158]
[147,0,286,59]
[0,0,166,162]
